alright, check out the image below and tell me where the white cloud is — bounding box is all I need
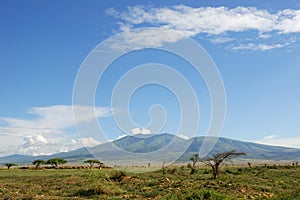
[109,5,300,35]
[107,5,300,51]
[259,33,272,39]
[107,28,185,51]
[78,137,101,147]
[131,127,151,135]
[210,37,234,44]
[256,135,300,149]
[23,134,48,145]
[11,136,101,156]
[1,105,111,130]
[115,134,128,140]
[0,105,110,156]
[231,42,288,51]
[177,133,190,140]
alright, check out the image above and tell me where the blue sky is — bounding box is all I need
[1,0,300,156]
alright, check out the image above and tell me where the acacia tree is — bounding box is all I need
[202,150,246,179]
[46,158,67,168]
[5,163,17,169]
[84,159,103,169]
[189,153,200,174]
[32,160,46,169]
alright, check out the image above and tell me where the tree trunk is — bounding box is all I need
[211,164,219,179]
[214,164,220,179]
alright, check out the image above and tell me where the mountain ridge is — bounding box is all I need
[1,133,299,164]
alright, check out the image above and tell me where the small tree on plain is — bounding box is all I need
[46,158,67,168]
[84,159,103,169]
[5,163,17,169]
[189,153,199,174]
[247,162,252,168]
[32,160,46,169]
[162,161,166,175]
[202,150,246,179]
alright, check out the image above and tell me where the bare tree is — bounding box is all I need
[189,153,199,174]
[202,150,246,179]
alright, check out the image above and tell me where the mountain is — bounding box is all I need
[1,133,299,165]
[182,137,300,161]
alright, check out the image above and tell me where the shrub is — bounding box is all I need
[109,170,126,182]
[168,167,178,174]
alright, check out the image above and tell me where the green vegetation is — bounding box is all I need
[0,165,299,199]
[189,153,199,174]
[46,158,67,168]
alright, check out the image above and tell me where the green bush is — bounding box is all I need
[169,167,178,174]
[109,170,126,182]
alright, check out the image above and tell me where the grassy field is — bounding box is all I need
[0,165,299,199]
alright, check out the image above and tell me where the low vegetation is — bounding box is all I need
[0,164,299,199]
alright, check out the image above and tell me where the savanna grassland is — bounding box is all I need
[0,165,299,199]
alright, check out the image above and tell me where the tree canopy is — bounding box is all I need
[32,160,46,169]
[84,159,104,168]
[46,158,67,168]
[5,163,17,169]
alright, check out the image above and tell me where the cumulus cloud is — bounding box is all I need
[131,127,151,135]
[256,134,300,149]
[107,5,300,51]
[9,136,101,156]
[0,105,110,156]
